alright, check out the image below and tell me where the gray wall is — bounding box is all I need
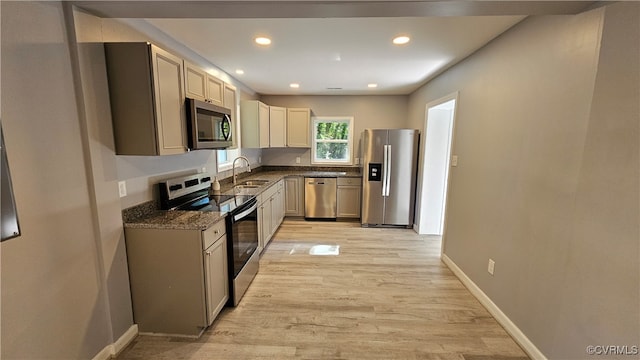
[1,2,113,358]
[407,3,639,359]
[260,95,408,166]
[74,11,260,209]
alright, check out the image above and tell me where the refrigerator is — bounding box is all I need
[361,129,419,228]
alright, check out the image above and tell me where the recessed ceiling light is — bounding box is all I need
[368,83,378,88]
[290,83,300,89]
[393,36,411,45]
[255,37,272,46]
[235,69,245,75]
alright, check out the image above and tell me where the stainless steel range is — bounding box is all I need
[159,173,259,306]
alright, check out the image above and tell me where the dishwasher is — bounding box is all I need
[304,177,337,220]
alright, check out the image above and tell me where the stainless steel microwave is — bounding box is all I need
[186,98,233,149]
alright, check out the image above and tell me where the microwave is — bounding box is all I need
[186,98,233,149]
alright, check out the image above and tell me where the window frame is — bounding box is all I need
[311,116,354,166]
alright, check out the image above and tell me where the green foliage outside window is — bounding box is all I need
[315,120,350,161]
[316,122,349,141]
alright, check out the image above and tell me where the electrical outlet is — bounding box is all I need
[451,155,458,167]
[487,259,495,275]
[258,156,262,164]
[118,181,127,198]
[355,157,359,165]
[201,167,206,173]
[296,157,301,164]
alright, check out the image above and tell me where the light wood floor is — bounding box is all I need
[117,220,529,360]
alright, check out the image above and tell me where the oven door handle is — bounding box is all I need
[233,202,258,222]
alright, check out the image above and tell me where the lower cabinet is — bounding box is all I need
[337,177,362,219]
[124,219,228,337]
[258,179,285,252]
[284,176,304,217]
[203,227,228,325]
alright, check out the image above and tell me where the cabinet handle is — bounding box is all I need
[214,229,219,235]
[206,251,212,256]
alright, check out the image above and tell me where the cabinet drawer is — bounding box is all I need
[262,183,278,200]
[203,219,226,249]
[337,177,362,186]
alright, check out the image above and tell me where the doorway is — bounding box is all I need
[416,93,457,236]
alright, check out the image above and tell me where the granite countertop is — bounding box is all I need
[124,210,226,230]
[219,170,361,196]
[123,167,362,230]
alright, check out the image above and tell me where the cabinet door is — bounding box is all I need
[206,75,224,107]
[337,186,362,218]
[223,83,238,149]
[270,190,284,237]
[269,106,287,147]
[287,108,311,148]
[260,200,273,247]
[240,100,270,149]
[257,204,265,253]
[151,45,187,155]
[184,61,207,101]
[258,102,270,148]
[277,183,285,224]
[204,236,229,325]
[284,177,302,216]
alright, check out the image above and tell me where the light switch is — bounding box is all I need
[118,181,127,198]
[451,155,458,167]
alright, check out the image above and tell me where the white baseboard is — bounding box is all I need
[91,324,138,360]
[91,345,112,360]
[441,254,547,360]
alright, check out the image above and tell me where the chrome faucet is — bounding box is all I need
[232,156,251,185]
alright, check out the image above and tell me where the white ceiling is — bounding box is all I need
[75,1,596,96]
[145,16,525,95]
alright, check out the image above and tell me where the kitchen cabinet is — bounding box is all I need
[284,176,304,217]
[287,108,311,148]
[270,106,287,147]
[337,177,362,218]
[105,42,187,155]
[184,61,224,107]
[223,83,238,149]
[203,224,229,325]
[257,179,285,252]
[240,100,270,148]
[124,219,228,337]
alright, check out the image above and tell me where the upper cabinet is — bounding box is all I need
[105,42,187,156]
[287,108,311,148]
[240,100,270,148]
[269,106,287,148]
[184,61,224,107]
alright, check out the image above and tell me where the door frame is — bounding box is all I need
[416,92,459,255]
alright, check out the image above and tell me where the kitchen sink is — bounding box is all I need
[238,179,270,186]
[234,184,261,189]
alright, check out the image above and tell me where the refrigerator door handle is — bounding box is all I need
[382,145,388,196]
[385,145,392,196]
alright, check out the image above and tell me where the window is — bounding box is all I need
[217,148,240,172]
[312,116,354,165]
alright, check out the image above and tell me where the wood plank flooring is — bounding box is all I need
[117,220,529,360]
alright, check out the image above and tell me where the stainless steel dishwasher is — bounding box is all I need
[304,177,337,220]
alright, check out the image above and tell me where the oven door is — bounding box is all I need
[228,198,258,278]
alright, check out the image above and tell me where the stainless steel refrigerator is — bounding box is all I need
[361,129,419,228]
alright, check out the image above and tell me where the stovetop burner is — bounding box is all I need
[178,194,254,213]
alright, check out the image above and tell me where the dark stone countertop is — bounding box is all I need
[122,167,362,229]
